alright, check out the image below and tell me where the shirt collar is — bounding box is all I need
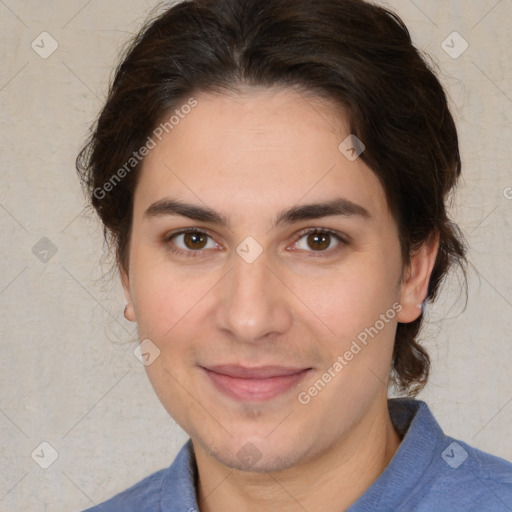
[347,398,446,511]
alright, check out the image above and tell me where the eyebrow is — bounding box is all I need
[143,197,371,227]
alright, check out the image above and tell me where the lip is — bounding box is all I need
[201,365,312,402]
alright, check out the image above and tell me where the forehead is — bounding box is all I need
[133,87,391,224]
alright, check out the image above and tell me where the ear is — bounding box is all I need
[397,233,439,323]
[120,267,136,322]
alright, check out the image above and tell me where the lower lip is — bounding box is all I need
[202,368,311,402]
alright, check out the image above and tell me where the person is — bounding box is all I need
[76,0,512,510]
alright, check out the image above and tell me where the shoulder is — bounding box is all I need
[396,399,512,511]
[423,438,512,510]
[382,399,512,511]
[80,440,197,512]
[81,467,167,512]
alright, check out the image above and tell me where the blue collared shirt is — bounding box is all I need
[83,398,512,511]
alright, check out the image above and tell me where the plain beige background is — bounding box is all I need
[0,0,511,510]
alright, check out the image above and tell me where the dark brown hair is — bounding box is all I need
[76,0,467,395]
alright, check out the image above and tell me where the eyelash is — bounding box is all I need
[163,228,347,258]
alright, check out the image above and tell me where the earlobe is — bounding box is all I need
[397,234,439,323]
[120,269,136,322]
[124,303,136,322]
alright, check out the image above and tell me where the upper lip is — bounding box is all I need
[202,365,311,379]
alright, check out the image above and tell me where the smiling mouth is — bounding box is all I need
[200,365,313,402]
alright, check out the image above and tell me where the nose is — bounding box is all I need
[214,251,293,344]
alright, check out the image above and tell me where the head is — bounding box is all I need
[77,0,466,472]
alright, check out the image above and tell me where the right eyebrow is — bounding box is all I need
[143,198,230,227]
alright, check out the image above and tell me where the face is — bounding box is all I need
[122,87,429,472]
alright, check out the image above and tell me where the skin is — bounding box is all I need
[122,87,438,512]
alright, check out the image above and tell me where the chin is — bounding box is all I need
[198,433,311,473]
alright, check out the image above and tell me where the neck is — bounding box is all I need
[194,397,402,512]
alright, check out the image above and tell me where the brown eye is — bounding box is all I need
[293,229,344,254]
[183,231,209,250]
[166,230,218,254]
[307,232,332,251]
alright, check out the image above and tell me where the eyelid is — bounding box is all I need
[163,227,215,243]
[288,227,347,254]
[293,227,347,242]
[163,228,222,257]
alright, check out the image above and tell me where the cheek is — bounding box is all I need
[291,258,400,333]
[128,246,211,338]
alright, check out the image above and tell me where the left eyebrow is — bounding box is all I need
[273,198,371,227]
